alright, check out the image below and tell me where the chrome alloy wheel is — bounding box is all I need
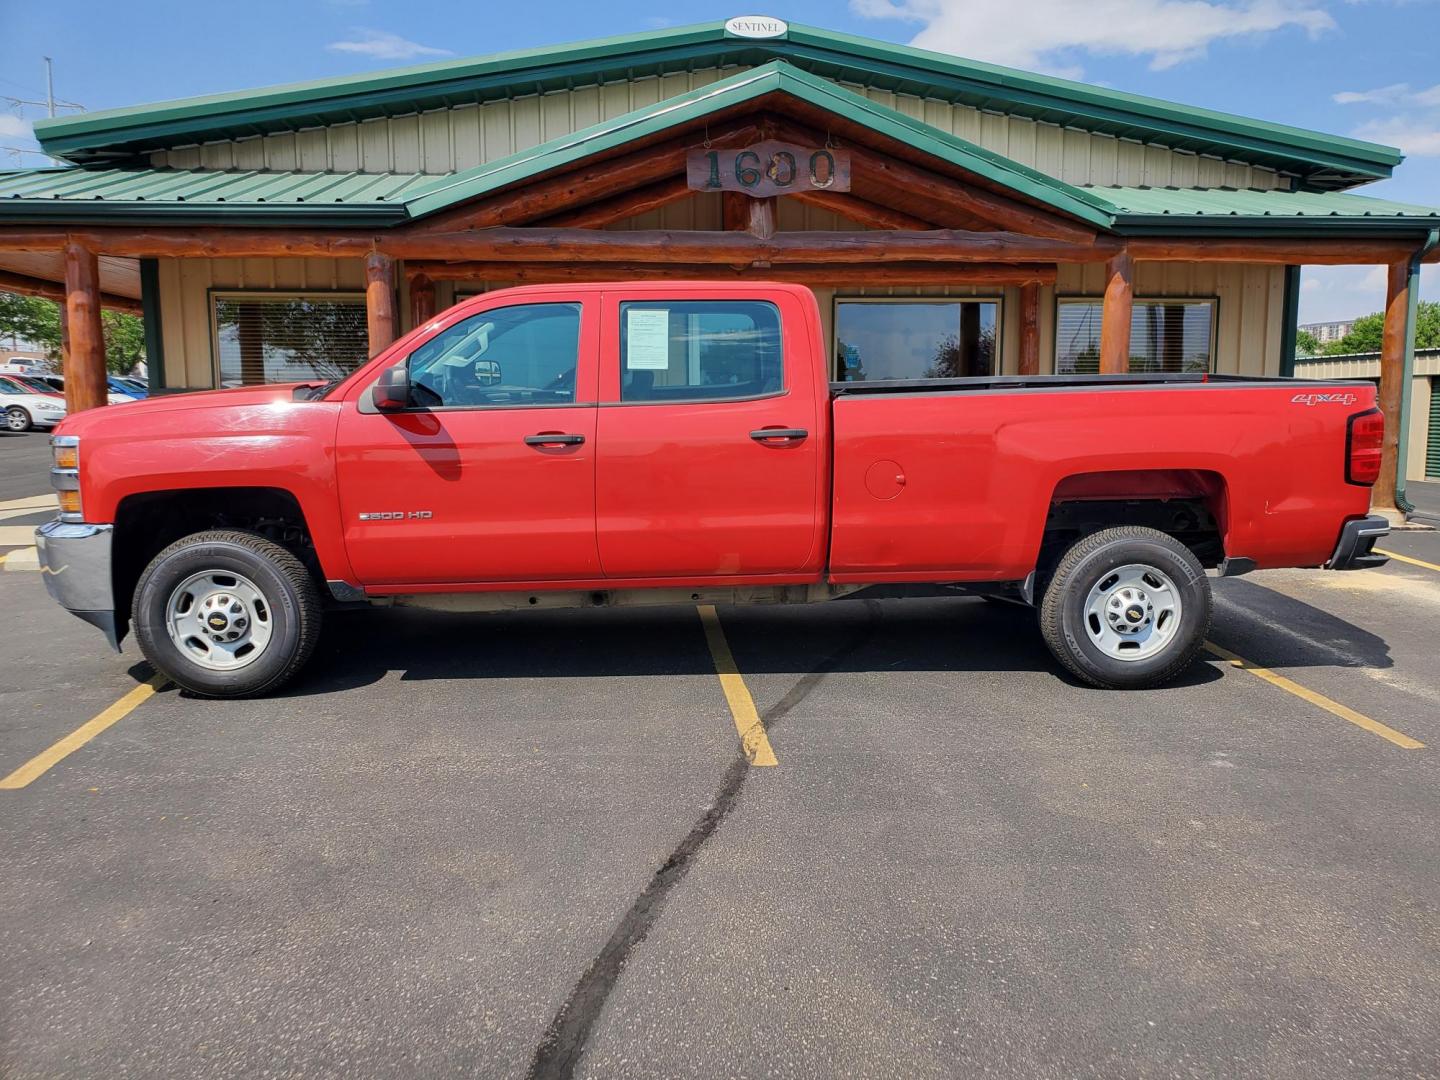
[1082,563,1183,662]
[165,570,273,671]
[5,407,30,432]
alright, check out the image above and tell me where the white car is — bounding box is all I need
[0,376,67,432]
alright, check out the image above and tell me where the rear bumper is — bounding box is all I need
[1325,514,1390,571]
[34,519,121,651]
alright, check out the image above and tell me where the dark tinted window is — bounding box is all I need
[619,301,782,403]
[408,303,581,408]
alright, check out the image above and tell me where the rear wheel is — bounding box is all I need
[133,530,322,697]
[1039,526,1211,689]
[4,405,32,432]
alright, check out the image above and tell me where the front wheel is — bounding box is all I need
[4,405,33,432]
[133,530,323,697]
[1039,526,1211,690]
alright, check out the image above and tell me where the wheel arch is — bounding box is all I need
[112,487,330,642]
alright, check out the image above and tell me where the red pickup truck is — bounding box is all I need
[37,282,1389,697]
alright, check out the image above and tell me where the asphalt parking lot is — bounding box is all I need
[3,427,1440,1078]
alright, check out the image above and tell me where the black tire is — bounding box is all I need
[1039,526,1211,690]
[132,530,322,698]
[4,405,33,433]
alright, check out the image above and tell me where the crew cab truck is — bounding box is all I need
[37,282,1390,697]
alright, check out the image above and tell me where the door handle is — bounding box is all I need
[749,427,809,443]
[524,433,586,447]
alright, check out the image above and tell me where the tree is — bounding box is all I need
[0,290,146,375]
[1295,329,1320,356]
[1322,300,1440,356]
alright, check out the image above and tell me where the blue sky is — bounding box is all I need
[3,0,1438,323]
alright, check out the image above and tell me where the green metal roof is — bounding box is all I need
[6,65,1438,236]
[1093,185,1440,234]
[0,166,428,226]
[32,20,1400,189]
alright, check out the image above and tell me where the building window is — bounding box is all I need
[213,292,368,387]
[835,299,998,382]
[619,300,782,402]
[1056,298,1217,374]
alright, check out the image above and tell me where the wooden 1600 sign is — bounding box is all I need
[686,140,852,198]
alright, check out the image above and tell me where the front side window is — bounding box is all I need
[408,302,581,408]
[619,301,782,402]
[1056,299,1216,375]
[835,300,998,382]
[214,293,368,387]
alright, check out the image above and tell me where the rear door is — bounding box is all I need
[336,294,601,586]
[594,289,823,578]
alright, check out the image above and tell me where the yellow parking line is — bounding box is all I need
[1205,641,1423,750]
[697,605,778,767]
[1375,548,1440,574]
[0,674,170,790]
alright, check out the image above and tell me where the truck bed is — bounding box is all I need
[830,372,1369,397]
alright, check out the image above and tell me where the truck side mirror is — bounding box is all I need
[371,366,411,411]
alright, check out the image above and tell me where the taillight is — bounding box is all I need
[1345,409,1384,486]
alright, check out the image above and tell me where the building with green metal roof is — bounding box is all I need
[1,16,1437,503]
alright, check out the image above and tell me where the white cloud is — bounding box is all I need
[326,30,452,62]
[1353,118,1440,156]
[1333,81,1440,155]
[0,114,34,141]
[1297,264,1440,324]
[848,0,1333,76]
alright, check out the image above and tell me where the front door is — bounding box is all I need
[336,296,600,586]
[594,291,822,578]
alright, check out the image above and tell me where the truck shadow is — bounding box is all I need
[1210,575,1395,671]
[279,594,1236,697]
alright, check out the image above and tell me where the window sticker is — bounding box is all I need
[626,309,671,370]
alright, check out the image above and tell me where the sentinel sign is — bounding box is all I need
[724,15,788,39]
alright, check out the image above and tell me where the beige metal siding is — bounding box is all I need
[157,256,367,389]
[148,68,1287,191]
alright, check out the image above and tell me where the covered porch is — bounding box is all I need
[2,61,1438,515]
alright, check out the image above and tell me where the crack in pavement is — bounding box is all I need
[527,601,885,1080]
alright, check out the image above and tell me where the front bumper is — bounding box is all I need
[1326,514,1390,571]
[34,519,121,651]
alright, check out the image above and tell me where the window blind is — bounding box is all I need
[1056,300,1215,375]
[214,295,368,387]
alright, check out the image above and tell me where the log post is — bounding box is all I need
[62,241,108,413]
[1018,281,1041,376]
[365,252,397,358]
[722,192,775,239]
[1098,249,1134,374]
[1373,258,1410,516]
[409,273,437,329]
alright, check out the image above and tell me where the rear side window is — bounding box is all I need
[619,300,782,403]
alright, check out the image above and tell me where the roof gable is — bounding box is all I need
[33,21,1400,190]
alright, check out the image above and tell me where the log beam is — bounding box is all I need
[538,176,693,229]
[365,251,397,358]
[1018,281,1041,376]
[5,226,1431,267]
[1373,258,1410,514]
[403,260,1057,287]
[1098,248,1134,374]
[62,242,109,413]
[789,189,936,231]
[0,268,142,315]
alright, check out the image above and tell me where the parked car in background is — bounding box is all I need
[114,377,149,399]
[0,375,66,431]
[29,374,140,405]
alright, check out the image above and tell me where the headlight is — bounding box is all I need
[35,401,63,412]
[51,435,82,523]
